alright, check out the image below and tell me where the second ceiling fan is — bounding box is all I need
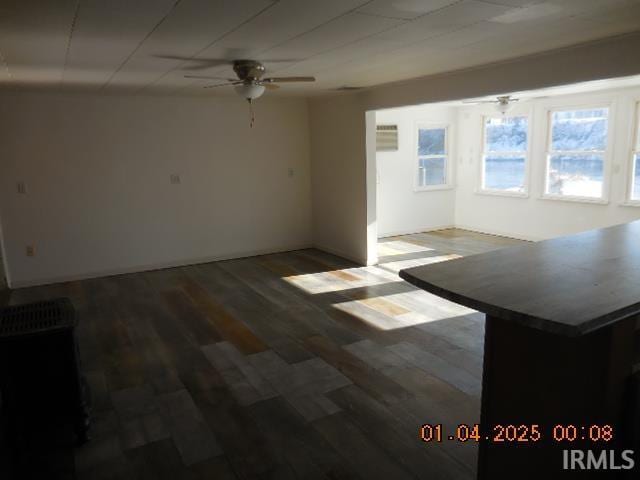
[463,95,519,114]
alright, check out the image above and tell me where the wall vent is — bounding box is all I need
[376,124,398,152]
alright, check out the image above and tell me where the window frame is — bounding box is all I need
[414,122,452,192]
[624,101,640,206]
[541,104,613,204]
[477,113,531,198]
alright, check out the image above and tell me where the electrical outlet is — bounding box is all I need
[17,182,27,194]
[26,245,35,257]
[170,174,181,185]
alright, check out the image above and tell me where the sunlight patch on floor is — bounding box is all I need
[333,299,457,330]
[284,269,403,294]
[380,253,462,273]
[377,240,435,257]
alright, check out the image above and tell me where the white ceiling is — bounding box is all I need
[0,0,639,96]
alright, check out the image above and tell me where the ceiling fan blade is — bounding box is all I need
[185,74,236,81]
[462,100,496,104]
[263,83,280,90]
[154,54,192,61]
[203,81,243,89]
[263,76,315,83]
[259,59,301,63]
[153,54,231,69]
[182,63,228,71]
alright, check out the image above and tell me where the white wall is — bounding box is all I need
[309,32,640,264]
[0,91,311,287]
[376,105,456,237]
[309,93,369,264]
[455,86,640,240]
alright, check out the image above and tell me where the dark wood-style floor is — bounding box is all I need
[5,229,524,480]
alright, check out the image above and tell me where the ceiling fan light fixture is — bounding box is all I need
[235,83,265,100]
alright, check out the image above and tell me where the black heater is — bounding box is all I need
[0,298,90,477]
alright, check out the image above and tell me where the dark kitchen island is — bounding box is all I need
[400,221,640,479]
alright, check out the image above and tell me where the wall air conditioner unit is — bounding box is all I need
[376,124,398,152]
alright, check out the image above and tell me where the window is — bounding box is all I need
[417,125,448,189]
[630,103,640,201]
[545,107,609,199]
[481,116,529,194]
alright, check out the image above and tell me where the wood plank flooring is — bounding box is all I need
[5,229,525,480]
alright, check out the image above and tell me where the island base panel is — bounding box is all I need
[477,314,637,479]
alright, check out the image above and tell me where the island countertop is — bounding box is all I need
[399,221,640,337]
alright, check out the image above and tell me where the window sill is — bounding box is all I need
[619,201,640,208]
[414,185,455,193]
[475,189,529,199]
[539,194,609,205]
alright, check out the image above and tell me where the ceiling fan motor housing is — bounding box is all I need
[233,60,266,81]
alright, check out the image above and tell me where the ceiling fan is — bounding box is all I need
[462,95,519,114]
[185,59,315,127]
[155,53,299,71]
[185,59,315,101]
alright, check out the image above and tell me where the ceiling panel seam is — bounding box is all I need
[101,0,184,90]
[257,0,376,51]
[62,0,81,83]
[293,23,475,82]
[476,0,527,7]
[142,0,283,93]
[355,11,417,21]
[161,0,378,94]
[325,3,527,79]
[172,0,470,93]
[171,0,383,94]
[266,0,468,76]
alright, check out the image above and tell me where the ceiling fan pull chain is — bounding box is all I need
[248,98,255,128]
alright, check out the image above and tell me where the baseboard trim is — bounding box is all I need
[378,224,455,239]
[313,244,368,266]
[454,224,540,242]
[315,223,530,266]
[8,226,537,289]
[9,244,313,289]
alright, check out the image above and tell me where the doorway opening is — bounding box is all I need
[366,103,458,265]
